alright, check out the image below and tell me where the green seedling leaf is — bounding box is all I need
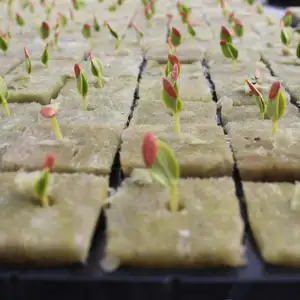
[0,35,8,54]
[161,77,178,112]
[220,40,238,59]
[296,42,300,59]
[280,26,293,47]
[40,106,63,140]
[16,12,25,26]
[282,10,293,27]
[170,27,181,47]
[0,76,8,99]
[117,0,124,5]
[256,3,264,15]
[93,15,101,32]
[266,15,275,26]
[40,21,50,40]
[34,169,49,199]
[82,23,91,40]
[187,22,196,37]
[228,42,238,59]
[246,0,255,5]
[57,12,68,28]
[41,43,49,67]
[228,11,235,24]
[220,26,232,43]
[24,47,32,75]
[74,64,89,110]
[245,80,266,119]
[108,3,117,12]
[233,19,244,38]
[72,0,80,10]
[90,52,103,88]
[164,53,181,77]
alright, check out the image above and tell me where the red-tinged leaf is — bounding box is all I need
[170,27,181,47]
[0,35,8,53]
[245,80,260,96]
[228,11,235,23]
[142,132,158,168]
[171,64,179,81]
[40,21,50,40]
[220,40,227,46]
[233,19,244,38]
[24,46,30,58]
[74,63,81,78]
[16,12,25,26]
[220,26,232,43]
[42,152,55,170]
[82,23,91,39]
[162,77,177,98]
[172,27,181,37]
[269,81,280,100]
[40,106,57,118]
[282,10,293,27]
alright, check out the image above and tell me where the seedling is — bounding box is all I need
[0,76,10,117]
[228,11,235,25]
[161,72,183,134]
[93,15,101,32]
[220,26,233,43]
[40,105,63,140]
[40,21,50,41]
[245,79,266,120]
[144,0,155,27]
[74,63,88,111]
[266,15,275,26]
[220,40,239,71]
[142,132,180,212]
[233,18,244,38]
[296,42,300,59]
[186,20,196,38]
[256,3,264,15]
[29,1,35,13]
[131,22,144,48]
[164,53,181,77]
[0,34,8,55]
[282,10,293,27]
[41,43,49,68]
[170,27,181,50]
[280,21,293,48]
[266,81,287,135]
[104,21,120,50]
[90,52,103,88]
[16,12,25,29]
[246,0,255,4]
[82,23,92,45]
[108,3,117,12]
[24,46,32,75]
[57,12,68,29]
[33,153,55,207]
[177,2,191,24]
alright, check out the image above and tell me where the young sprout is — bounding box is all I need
[256,3,264,15]
[266,81,287,135]
[228,11,235,25]
[186,20,196,38]
[29,1,35,13]
[220,26,233,43]
[282,10,293,27]
[41,43,49,68]
[165,53,181,77]
[245,79,266,120]
[233,18,244,38]
[57,12,68,29]
[131,22,144,47]
[266,15,275,26]
[170,27,181,51]
[104,21,120,51]
[280,21,293,48]
[161,74,183,135]
[142,132,180,212]
[72,0,80,10]
[16,12,25,29]
[74,63,89,111]
[44,1,53,21]
[82,23,92,45]
[144,1,154,27]
[24,46,32,75]
[0,33,8,55]
[34,152,55,207]
[296,41,300,59]
[90,52,103,88]
[40,105,63,140]
[93,14,101,32]
[177,2,191,24]
[40,21,50,41]
[220,40,239,71]
[0,76,10,117]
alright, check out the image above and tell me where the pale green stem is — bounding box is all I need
[97,76,103,88]
[260,112,264,120]
[169,183,179,212]
[83,95,87,111]
[174,112,181,134]
[115,38,120,51]
[146,19,152,28]
[232,59,237,72]
[2,98,10,117]
[50,117,63,140]
[272,121,277,136]
[41,195,49,207]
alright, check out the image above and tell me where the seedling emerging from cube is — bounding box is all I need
[57,12,68,29]
[186,20,196,38]
[142,132,180,212]
[220,40,239,71]
[282,10,293,27]
[104,21,120,51]
[33,153,55,207]
[74,63,89,111]
[280,21,293,48]
[220,26,233,43]
[24,46,32,75]
[40,21,50,41]
[296,42,300,60]
[144,0,154,27]
[177,2,191,24]
[82,23,92,45]
[266,81,287,135]
[40,105,63,140]
[170,27,181,51]
[165,53,181,78]
[16,12,25,28]
[256,3,264,15]
[131,22,144,48]
[93,15,101,32]
[0,33,8,55]
[41,43,49,68]
[161,71,183,135]
[0,76,10,117]
[245,79,266,120]
[233,18,244,38]
[90,52,103,88]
